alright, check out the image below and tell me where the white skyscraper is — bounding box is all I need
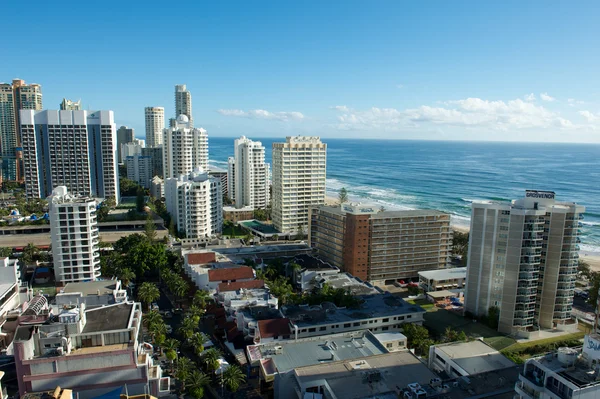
[175,84,193,128]
[48,186,100,283]
[145,106,164,148]
[272,136,327,234]
[165,168,222,238]
[465,190,585,334]
[228,136,270,209]
[20,110,119,202]
[162,115,208,178]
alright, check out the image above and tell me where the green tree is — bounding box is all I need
[136,186,146,212]
[138,282,160,310]
[0,247,12,258]
[119,177,140,196]
[452,231,469,265]
[588,272,600,306]
[579,259,591,279]
[187,306,205,325]
[189,332,207,356]
[193,290,211,308]
[164,338,179,364]
[486,306,500,329]
[187,370,210,398]
[402,323,432,355]
[144,310,163,330]
[295,223,306,240]
[201,348,222,373]
[21,243,39,265]
[114,234,168,276]
[221,364,246,393]
[118,268,135,287]
[338,187,348,204]
[144,214,157,241]
[179,316,197,341]
[175,356,193,385]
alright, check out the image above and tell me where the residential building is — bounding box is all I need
[282,291,425,340]
[20,110,119,202]
[126,154,153,188]
[309,203,452,282]
[182,251,255,291]
[142,146,164,178]
[22,386,73,399]
[293,257,340,292]
[144,106,164,148]
[419,267,467,292]
[12,301,170,398]
[56,280,128,308]
[373,332,407,352]
[120,141,143,164]
[48,186,100,284]
[208,166,228,197]
[0,79,42,181]
[165,168,222,238]
[150,176,164,199]
[175,84,193,128]
[162,115,208,178]
[116,126,134,163]
[223,205,254,223]
[217,283,277,315]
[465,190,585,335]
[228,136,270,209]
[272,136,327,234]
[428,340,514,378]
[515,335,600,399]
[60,99,81,111]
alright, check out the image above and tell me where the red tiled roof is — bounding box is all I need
[257,318,292,339]
[186,252,216,265]
[208,266,254,282]
[218,280,265,292]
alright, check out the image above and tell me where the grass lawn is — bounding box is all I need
[502,331,585,353]
[484,336,517,351]
[32,283,57,297]
[407,298,435,311]
[222,225,247,237]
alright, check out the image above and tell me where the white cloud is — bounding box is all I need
[579,110,599,122]
[331,105,350,112]
[524,93,536,102]
[331,97,575,131]
[217,108,304,121]
[540,92,555,102]
[568,98,585,107]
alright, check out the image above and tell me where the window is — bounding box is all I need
[343,323,351,328]
[386,343,393,348]
[353,322,360,327]
[435,354,446,364]
[382,318,389,322]
[308,328,316,333]
[319,326,326,331]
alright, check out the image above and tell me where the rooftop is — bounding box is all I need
[21,387,73,399]
[282,293,423,327]
[294,351,438,399]
[208,266,254,282]
[247,330,387,372]
[257,318,291,339]
[319,272,379,296]
[62,280,118,296]
[371,209,449,219]
[419,267,467,281]
[434,340,515,374]
[218,280,265,292]
[294,254,337,271]
[186,251,216,265]
[81,302,133,333]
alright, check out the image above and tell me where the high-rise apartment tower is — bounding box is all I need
[228,136,270,209]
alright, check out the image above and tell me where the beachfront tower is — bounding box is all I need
[464,190,585,335]
[228,136,270,210]
[162,114,208,179]
[145,106,164,148]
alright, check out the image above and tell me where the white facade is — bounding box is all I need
[144,106,164,148]
[150,176,164,199]
[228,136,270,210]
[120,141,142,163]
[272,136,327,233]
[48,186,100,284]
[165,168,222,239]
[175,84,193,128]
[20,110,119,202]
[126,155,153,188]
[162,115,208,179]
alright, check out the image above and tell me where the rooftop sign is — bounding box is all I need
[525,190,555,200]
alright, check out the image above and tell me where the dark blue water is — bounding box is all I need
[208,138,600,252]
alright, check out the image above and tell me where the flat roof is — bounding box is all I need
[435,340,514,374]
[82,303,133,333]
[248,330,387,373]
[427,290,458,299]
[373,332,407,343]
[283,293,424,328]
[419,267,467,280]
[294,351,438,399]
[62,280,117,296]
[314,205,449,219]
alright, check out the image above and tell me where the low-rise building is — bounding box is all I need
[293,255,340,292]
[282,292,425,339]
[428,339,514,378]
[183,251,255,292]
[12,301,170,398]
[56,280,128,308]
[234,306,285,344]
[419,267,467,292]
[223,206,254,223]
[217,285,278,315]
[373,332,407,352]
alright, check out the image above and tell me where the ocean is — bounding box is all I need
[207,137,600,254]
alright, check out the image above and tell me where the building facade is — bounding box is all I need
[272,136,326,234]
[150,176,164,199]
[60,99,81,111]
[162,115,208,179]
[142,147,164,178]
[120,141,142,164]
[0,79,43,181]
[165,169,222,238]
[309,204,452,282]
[465,190,585,335]
[144,106,164,148]
[116,126,135,163]
[126,155,153,189]
[48,186,100,284]
[20,110,119,202]
[175,84,193,128]
[228,136,270,210]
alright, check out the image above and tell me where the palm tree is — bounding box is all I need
[137,282,160,310]
[338,187,348,204]
[193,290,211,308]
[173,278,189,303]
[178,316,197,341]
[163,338,179,365]
[118,268,135,287]
[186,370,210,399]
[21,243,39,265]
[221,364,246,393]
[144,310,163,328]
[189,332,207,356]
[175,356,193,385]
[201,348,221,373]
[187,305,205,324]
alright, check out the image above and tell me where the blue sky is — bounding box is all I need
[2,1,600,142]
